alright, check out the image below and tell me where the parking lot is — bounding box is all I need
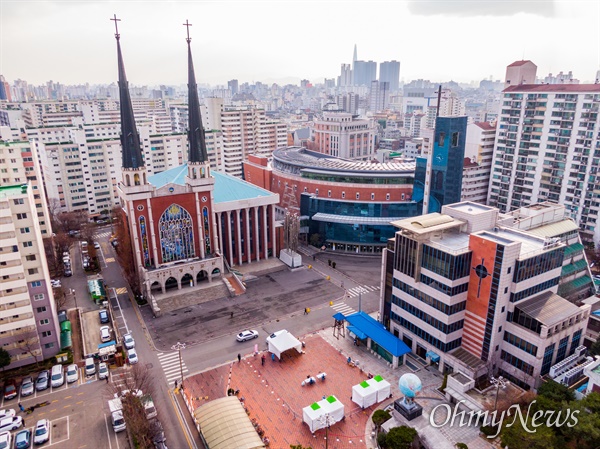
[1,364,128,448]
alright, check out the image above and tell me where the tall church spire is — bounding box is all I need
[184,20,208,164]
[353,44,358,64]
[112,15,144,170]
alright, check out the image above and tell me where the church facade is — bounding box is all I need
[112,20,280,310]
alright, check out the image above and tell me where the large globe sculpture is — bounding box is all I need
[398,373,422,399]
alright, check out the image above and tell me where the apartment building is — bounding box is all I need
[0,140,52,237]
[0,183,60,368]
[381,201,591,390]
[308,112,376,160]
[461,122,496,204]
[487,83,600,245]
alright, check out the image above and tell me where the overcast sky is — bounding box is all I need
[1,1,599,87]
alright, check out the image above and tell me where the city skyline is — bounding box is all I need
[1,1,599,87]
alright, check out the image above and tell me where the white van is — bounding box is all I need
[85,357,96,377]
[50,364,64,388]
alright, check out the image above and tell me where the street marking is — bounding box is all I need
[331,302,356,316]
[52,399,59,403]
[105,257,115,263]
[168,389,195,449]
[157,352,189,386]
[103,414,113,449]
[65,396,72,399]
[115,287,127,295]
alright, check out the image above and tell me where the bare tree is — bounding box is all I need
[19,330,42,366]
[47,198,63,231]
[113,213,141,295]
[53,287,67,311]
[108,364,155,449]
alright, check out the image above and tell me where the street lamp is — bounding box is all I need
[70,288,78,311]
[490,375,507,410]
[171,342,186,389]
[317,413,334,449]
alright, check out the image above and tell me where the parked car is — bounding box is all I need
[64,269,73,277]
[127,348,138,365]
[84,358,96,377]
[3,381,16,401]
[33,419,50,445]
[236,330,259,342]
[0,416,22,432]
[50,364,64,388]
[35,371,49,391]
[99,310,109,324]
[13,429,30,449]
[100,326,111,342]
[50,280,61,288]
[94,241,100,249]
[122,334,135,350]
[0,411,14,421]
[98,363,109,380]
[0,431,10,449]
[114,389,142,399]
[66,364,79,384]
[19,377,34,397]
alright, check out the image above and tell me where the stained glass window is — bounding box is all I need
[159,204,195,263]
[139,216,150,267]
[203,207,211,255]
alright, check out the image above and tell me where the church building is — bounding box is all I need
[113,20,280,314]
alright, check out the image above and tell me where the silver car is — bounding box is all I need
[123,334,135,350]
[19,377,34,397]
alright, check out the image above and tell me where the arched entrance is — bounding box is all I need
[181,273,194,288]
[150,281,162,293]
[165,277,178,291]
[196,270,208,284]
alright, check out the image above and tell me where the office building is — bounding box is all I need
[369,81,390,112]
[381,201,592,390]
[308,112,376,160]
[461,122,496,204]
[228,79,239,95]
[353,61,377,87]
[0,183,61,368]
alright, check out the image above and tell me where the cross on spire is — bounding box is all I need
[183,20,192,43]
[111,14,121,39]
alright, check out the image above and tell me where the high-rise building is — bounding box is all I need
[379,61,400,92]
[414,116,468,214]
[228,79,239,95]
[335,93,359,115]
[487,82,600,245]
[369,81,390,112]
[381,201,591,390]
[0,75,11,101]
[353,61,377,87]
[0,183,61,368]
[338,64,353,87]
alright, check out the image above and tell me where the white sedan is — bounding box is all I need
[236,330,259,342]
[66,364,79,384]
[50,280,61,288]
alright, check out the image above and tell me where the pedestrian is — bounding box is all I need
[238,353,241,363]
[18,403,24,413]
[271,353,275,362]
[175,379,178,389]
[304,308,308,315]
[354,337,357,346]
[261,354,266,366]
[230,311,234,319]
[105,375,109,383]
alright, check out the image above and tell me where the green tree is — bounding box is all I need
[0,348,10,371]
[309,233,321,247]
[590,338,600,357]
[581,391,600,413]
[537,379,575,403]
[455,444,468,449]
[385,426,417,449]
[373,409,391,433]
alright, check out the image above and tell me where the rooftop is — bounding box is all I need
[445,201,495,214]
[391,213,464,235]
[147,164,275,204]
[517,291,583,327]
[0,184,28,199]
[273,146,415,175]
[504,83,600,93]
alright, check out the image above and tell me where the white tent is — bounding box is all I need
[368,375,391,403]
[266,330,302,359]
[351,380,378,408]
[302,396,345,433]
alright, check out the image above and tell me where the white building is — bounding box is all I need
[461,122,496,204]
[0,183,61,368]
[487,83,600,245]
[308,112,376,160]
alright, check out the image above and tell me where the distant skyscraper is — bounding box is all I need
[369,81,389,112]
[338,64,352,87]
[379,60,400,92]
[0,75,10,101]
[228,79,239,95]
[353,60,377,86]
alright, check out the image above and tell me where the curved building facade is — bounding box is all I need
[244,147,419,253]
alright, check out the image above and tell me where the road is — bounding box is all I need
[82,227,383,448]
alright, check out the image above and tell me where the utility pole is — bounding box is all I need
[171,342,186,389]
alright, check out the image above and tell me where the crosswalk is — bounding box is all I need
[346,285,380,298]
[95,231,112,239]
[157,351,189,386]
[331,301,356,316]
